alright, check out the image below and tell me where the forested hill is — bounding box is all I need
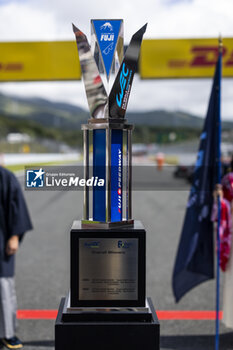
[1,92,232,130]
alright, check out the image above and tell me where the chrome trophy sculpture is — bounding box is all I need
[73,20,147,227]
[55,20,160,350]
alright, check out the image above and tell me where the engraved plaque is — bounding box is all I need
[79,238,138,300]
[70,221,146,307]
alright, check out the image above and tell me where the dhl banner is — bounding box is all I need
[1,38,233,81]
[140,38,233,79]
[0,41,81,81]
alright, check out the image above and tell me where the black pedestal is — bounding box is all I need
[55,297,160,350]
[56,220,159,348]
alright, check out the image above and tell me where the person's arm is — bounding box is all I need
[6,235,19,256]
[213,184,223,201]
[211,184,223,222]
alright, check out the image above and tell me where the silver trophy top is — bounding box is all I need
[73,20,147,120]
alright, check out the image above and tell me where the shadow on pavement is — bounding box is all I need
[21,334,233,349]
[161,332,233,349]
[23,340,54,347]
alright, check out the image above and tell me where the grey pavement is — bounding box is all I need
[12,166,233,350]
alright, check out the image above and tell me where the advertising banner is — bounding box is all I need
[1,38,232,81]
[140,38,233,79]
[0,41,81,81]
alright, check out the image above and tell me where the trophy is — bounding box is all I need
[73,20,147,227]
[55,19,160,350]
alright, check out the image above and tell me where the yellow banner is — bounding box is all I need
[140,38,233,79]
[1,39,233,81]
[0,41,81,81]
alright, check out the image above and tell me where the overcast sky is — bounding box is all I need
[0,0,233,119]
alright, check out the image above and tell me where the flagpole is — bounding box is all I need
[215,35,222,350]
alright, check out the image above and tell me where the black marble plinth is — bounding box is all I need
[55,297,160,350]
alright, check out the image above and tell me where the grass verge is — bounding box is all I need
[5,159,80,173]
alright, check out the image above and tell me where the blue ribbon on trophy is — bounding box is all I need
[72,20,147,227]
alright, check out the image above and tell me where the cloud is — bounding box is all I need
[0,2,57,41]
[128,77,232,120]
[1,0,233,41]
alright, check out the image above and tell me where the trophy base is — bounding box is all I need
[71,220,145,308]
[55,295,160,350]
[81,219,134,229]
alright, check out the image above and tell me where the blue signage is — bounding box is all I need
[111,130,123,222]
[92,20,122,79]
[93,129,106,222]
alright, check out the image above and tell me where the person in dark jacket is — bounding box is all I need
[0,166,32,349]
